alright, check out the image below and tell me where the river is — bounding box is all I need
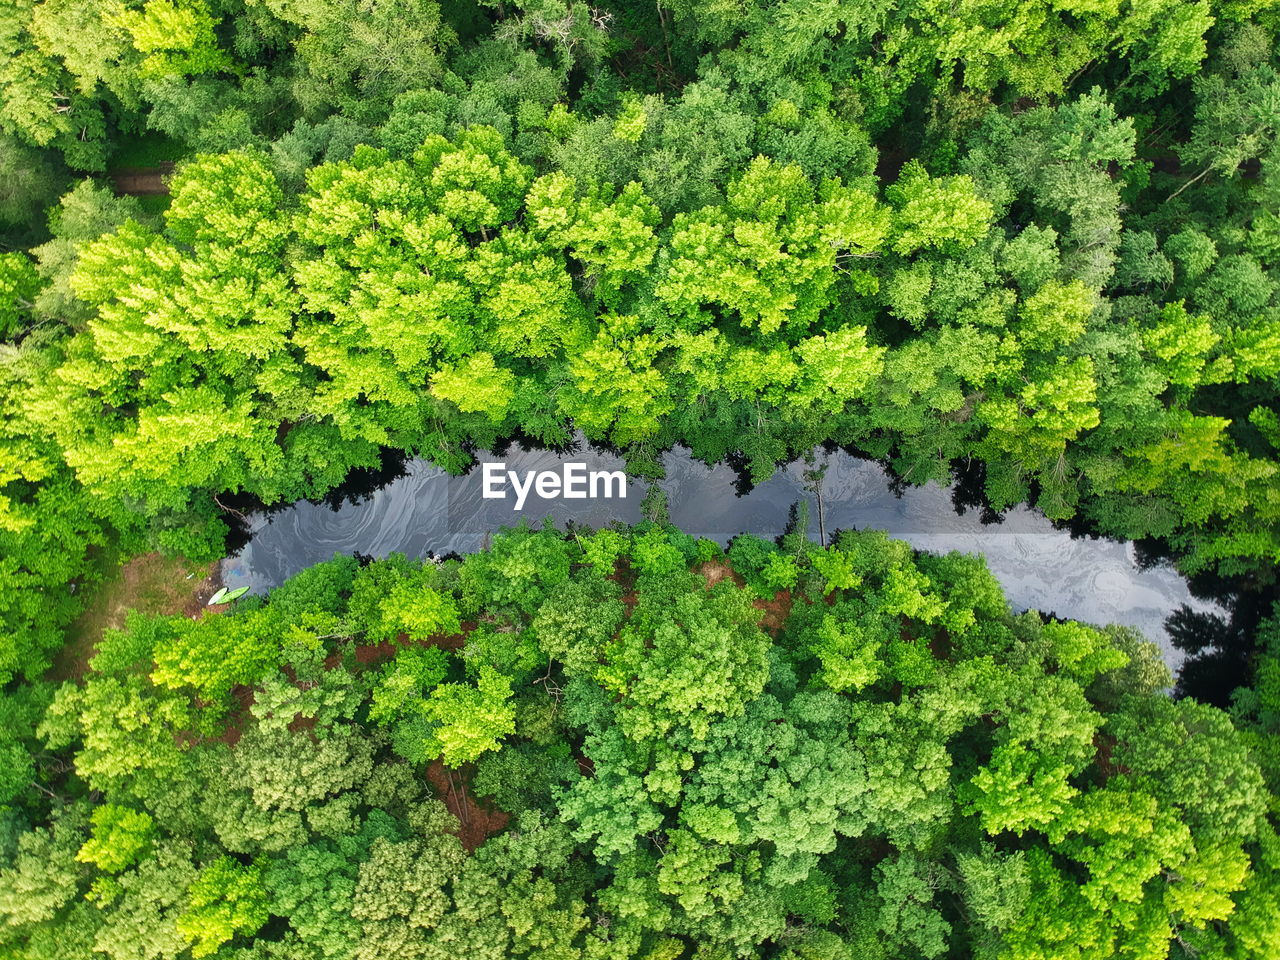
[220,439,1222,669]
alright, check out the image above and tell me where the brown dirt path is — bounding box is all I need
[108,162,174,196]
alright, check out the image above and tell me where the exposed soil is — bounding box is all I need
[186,567,227,618]
[51,552,221,683]
[695,559,745,590]
[209,685,257,748]
[108,162,174,196]
[1093,731,1129,783]
[287,711,319,737]
[324,621,478,671]
[426,761,510,852]
[425,623,471,652]
[608,558,639,615]
[345,640,400,668]
[753,588,793,636]
[695,560,792,634]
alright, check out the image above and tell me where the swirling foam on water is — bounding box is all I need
[221,440,1220,668]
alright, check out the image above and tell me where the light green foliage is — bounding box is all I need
[613,97,648,144]
[658,157,888,335]
[1141,300,1222,389]
[601,582,770,742]
[349,831,463,947]
[416,125,531,231]
[1017,279,1093,351]
[0,811,84,928]
[1108,695,1267,839]
[531,576,625,676]
[419,665,516,767]
[150,607,289,705]
[1037,621,1129,684]
[977,356,1102,471]
[460,523,572,616]
[200,722,374,853]
[888,161,994,255]
[378,580,461,643]
[176,856,269,957]
[76,805,155,873]
[682,690,869,864]
[0,253,39,339]
[29,179,156,325]
[1049,783,1190,908]
[369,646,449,727]
[556,180,661,293]
[954,844,1031,940]
[87,840,197,960]
[2,72,1274,590]
[431,354,515,422]
[959,665,1102,837]
[810,549,861,594]
[562,323,674,444]
[250,663,366,739]
[113,0,230,78]
[806,613,885,693]
[39,673,191,798]
[789,327,886,415]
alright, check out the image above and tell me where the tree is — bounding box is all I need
[256,0,453,121]
[870,854,951,960]
[150,608,289,706]
[0,133,64,225]
[0,253,39,339]
[657,157,888,336]
[76,805,155,874]
[419,666,517,768]
[1176,63,1280,198]
[0,809,84,929]
[176,856,270,957]
[28,179,156,325]
[114,0,231,79]
[887,161,993,256]
[199,722,374,853]
[39,674,192,799]
[1107,695,1267,841]
[601,582,770,743]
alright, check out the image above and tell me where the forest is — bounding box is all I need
[6,519,1279,960]
[2,0,1280,955]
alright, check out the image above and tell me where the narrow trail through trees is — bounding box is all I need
[108,162,173,195]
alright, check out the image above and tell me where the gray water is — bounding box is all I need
[221,440,1220,667]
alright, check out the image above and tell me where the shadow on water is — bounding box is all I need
[946,457,1007,526]
[221,448,411,555]
[1167,576,1278,707]
[1119,533,1279,706]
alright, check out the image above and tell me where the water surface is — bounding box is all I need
[222,440,1220,668]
